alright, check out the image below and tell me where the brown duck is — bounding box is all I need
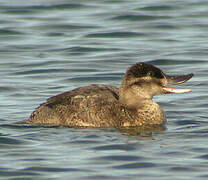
[17,62,193,127]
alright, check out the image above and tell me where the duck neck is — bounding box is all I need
[119,84,153,109]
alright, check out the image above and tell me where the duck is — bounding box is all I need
[17,62,193,128]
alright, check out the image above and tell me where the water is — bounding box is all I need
[0,0,208,179]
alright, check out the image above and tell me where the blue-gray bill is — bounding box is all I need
[163,73,194,94]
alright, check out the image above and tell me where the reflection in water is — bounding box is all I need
[117,125,166,138]
[11,122,165,140]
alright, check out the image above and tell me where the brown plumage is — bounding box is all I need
[17,62,193,127]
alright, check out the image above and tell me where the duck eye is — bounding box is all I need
[147,72,154,76]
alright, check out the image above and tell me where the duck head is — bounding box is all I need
[119,62,193,108]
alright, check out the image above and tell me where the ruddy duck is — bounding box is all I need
[17,62,193,127]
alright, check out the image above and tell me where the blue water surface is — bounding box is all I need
[0,0,208,179]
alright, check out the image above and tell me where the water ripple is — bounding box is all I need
[85,31,146,38]
[111,14,170,21]
[112,162,156,169]
[92,155,145,161]
[91,143,138,151]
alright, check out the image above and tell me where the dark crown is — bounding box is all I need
[126,62,164,79]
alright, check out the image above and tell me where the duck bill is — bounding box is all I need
[163,87,192,94]
[163,73,194,94]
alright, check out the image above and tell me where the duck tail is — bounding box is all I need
[13,120,30,124]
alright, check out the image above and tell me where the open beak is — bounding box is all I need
[163,73,194,94]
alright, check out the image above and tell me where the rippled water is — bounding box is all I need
[1,0,208,179]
